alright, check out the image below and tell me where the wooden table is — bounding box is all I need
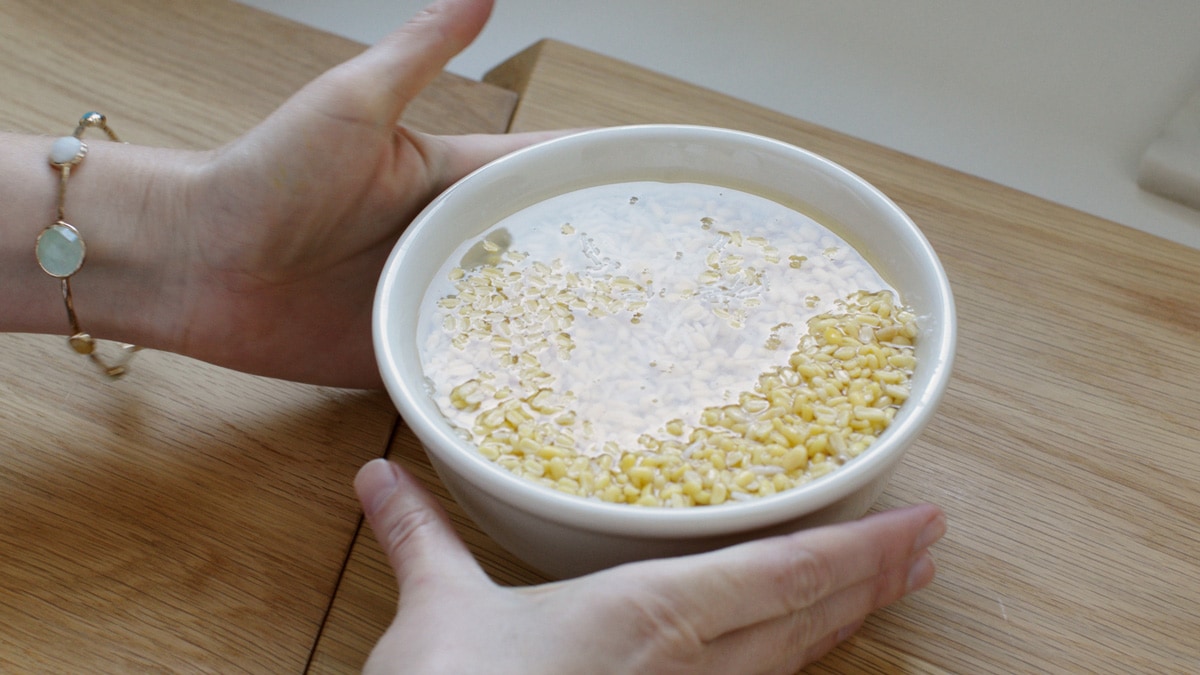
[3,2,1198,673]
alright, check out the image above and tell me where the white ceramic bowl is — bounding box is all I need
[374,124,955,579]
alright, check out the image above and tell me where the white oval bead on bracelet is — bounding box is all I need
[49,135,87,166]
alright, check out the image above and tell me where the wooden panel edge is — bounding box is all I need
[482,39,553,95]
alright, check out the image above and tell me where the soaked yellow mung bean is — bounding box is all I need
[419,182,917,506]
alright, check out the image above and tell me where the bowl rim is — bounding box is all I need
[374,123,956,538]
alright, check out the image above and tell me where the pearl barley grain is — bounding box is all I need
[419,182,917,507]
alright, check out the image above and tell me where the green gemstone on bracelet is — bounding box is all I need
[36,221,86,278]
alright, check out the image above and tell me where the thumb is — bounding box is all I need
[355,458,487,594]
[353,0,496,124]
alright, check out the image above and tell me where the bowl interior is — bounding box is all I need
[375,125,955,537]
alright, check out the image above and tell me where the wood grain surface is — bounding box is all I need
[0,0,516,672]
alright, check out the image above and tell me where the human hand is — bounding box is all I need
[354,459,946,674]
[167,0,559,387]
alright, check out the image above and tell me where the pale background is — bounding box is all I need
[240,0,1200,249]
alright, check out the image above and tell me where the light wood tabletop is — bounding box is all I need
[3,2,1199,673]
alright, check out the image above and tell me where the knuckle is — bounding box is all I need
[778,544,838,610]
[620,590,707,669]
[378,505,440,563]
[784,593,827,647]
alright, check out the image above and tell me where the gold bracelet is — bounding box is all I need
[35,112,140,379]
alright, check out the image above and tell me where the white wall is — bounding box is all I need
[240,0,1200,249]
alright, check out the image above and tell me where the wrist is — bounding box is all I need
[63,139,206,354]
[0,130,206,355]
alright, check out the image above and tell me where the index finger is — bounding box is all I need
[634,503,946,641]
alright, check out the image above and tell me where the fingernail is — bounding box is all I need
[914,509,947,552]
[357,458,400,517]
[906,552,936,593]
